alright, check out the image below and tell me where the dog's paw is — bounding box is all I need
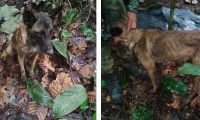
[29,71,35,79]
[152,86,158,93]
[21,74,26,81]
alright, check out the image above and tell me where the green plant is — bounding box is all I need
[53,84,87,118]
[64,8,78,27]
[26,79,54,106]
[52,40,68,59]
[132,105,154,120]
[81,24,95,38]
[161,76,188,95]
[26,79,87,118]
[61,30,72,38]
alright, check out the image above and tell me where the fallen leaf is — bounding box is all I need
[79,64,95,78]
[192,77,200,94]
[0,77,15,108]
[167,98,180,109]
[68,36,87,54]
[0,33,6,51]
[0,50,8,58]
[87,91,96,103]
[41,73,49,88]
[69,53,85,71]
[105,95,111,102]
[26,102,48,120]
[49,72,74,98]
[38,54,56,72]
[162,62,178,77]
[0,85,8,108]
[0,65,3,73]
[190,96,200,108]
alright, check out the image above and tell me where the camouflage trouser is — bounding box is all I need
[128,0,144,12]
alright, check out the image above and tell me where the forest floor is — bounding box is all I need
[102,1,200,120]
[0,0,96,120]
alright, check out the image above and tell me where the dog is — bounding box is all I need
[6,7,62,79]
[122,28,200,92]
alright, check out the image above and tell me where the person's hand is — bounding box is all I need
[127,11,136,32]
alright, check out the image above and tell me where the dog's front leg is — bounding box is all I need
[139,55,159,93]
[29,54,39,78]
[18,54,26,80]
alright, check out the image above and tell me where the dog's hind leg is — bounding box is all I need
[29,54,39,78]
[18,53,26,80]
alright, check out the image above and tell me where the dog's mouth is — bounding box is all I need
[45,47,54,55]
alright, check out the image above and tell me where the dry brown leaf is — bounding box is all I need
[87,91,96,103]
[38,54,56,72]
[105,95,111,102]
[0,85,5,97]
[79,64,95,78]
[192,77,200,93]
[0,65,3,72]
[49,72,74,98]
[69,20,81,30]
[161,62,178,77]
[162,69,178,77]
[26,102,38,115]
[167,98,180,109]
[49,80,62,98]
[0,77,15,108]
[190,96,200,108]
[0,33,6,51]
[26,102,48,120]
[5,77,14,96]
[41,73,49,88]
[68,37,87,54]
[0,85,8,108]
[36,106,48,120]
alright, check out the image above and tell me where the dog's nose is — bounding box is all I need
[46,49,54,55]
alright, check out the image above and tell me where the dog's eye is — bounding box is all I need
[40,31,45,34]
[33,31,39,34]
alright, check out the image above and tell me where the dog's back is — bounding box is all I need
[125,29,200,92]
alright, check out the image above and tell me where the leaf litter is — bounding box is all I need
[0,0,96,119]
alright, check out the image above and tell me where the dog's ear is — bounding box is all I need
[23,10,36,28]
[48,5,63,20]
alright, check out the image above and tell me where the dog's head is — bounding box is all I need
[124,29,144,49]
[23,8,61,55]
[110,26,144,49]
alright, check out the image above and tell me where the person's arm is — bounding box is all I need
[127,0,144,32]
[127,11,137,32]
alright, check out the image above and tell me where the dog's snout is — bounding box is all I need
[44,45,53,55]
[46,48,54,55]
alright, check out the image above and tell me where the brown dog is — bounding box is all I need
[6,8,61,79]
[123,28,200,92]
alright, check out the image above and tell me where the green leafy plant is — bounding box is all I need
[132,106,154,120]
[93,112,96,120]
[52,40,68,59]
[61,30,72,38]
[26,79,54,106]
[178,63,200,76]
[53,84,87,118]
[64,8,78,27]
[81,24,95,38]
[80,100,89,111]
[101,80,107,88]
[161,76,188,95]
[0,4,22,34]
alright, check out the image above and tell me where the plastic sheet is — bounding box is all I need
[137,7,200,30]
